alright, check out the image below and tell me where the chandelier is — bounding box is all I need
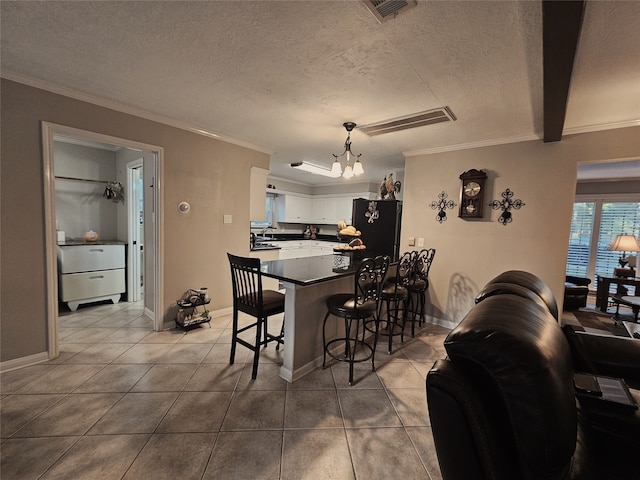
[331,122,364,179]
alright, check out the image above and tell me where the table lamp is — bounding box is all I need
[608,234,640,268]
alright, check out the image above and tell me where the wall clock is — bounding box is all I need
[459,169,487,219]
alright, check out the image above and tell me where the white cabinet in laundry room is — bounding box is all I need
[58,243,125,311]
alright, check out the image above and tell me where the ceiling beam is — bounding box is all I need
[542,0,586,142]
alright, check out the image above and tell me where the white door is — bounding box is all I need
[127,160,143,302]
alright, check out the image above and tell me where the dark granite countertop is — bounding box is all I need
[58,239,127,246]
[253,233,340,243]
[261,251,394,286]
[250,244,281,251]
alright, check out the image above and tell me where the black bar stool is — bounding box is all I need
[227,253,285,379]
[322,255,390,385]
[406,248,436,336]
[372,251,415,354]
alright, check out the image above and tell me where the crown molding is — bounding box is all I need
[563,119,640,136]
[1,71,273,155]
[403,132,542,157]
[403,118,640,157]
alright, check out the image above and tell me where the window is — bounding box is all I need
[566,197,640,280]
[567,202,595,277]
[250,193,276,228]
[595,202,640,276]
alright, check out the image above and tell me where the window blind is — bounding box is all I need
[595,202,640,277]
[566,200,640,279]
[567,202,595,277]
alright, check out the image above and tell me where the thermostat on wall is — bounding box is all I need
[177,201,191,214]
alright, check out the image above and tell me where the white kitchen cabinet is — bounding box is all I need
[310,241,336,256]
[271,240,335,259]
[58,243,125,311]
[276,194,312,223]
[250,167,270,221]
[310,194,370,225]
[311,197,338,224]
[335,197,354,223]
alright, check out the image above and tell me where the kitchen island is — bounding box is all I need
[260,252,374,383]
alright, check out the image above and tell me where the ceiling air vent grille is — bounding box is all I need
[359,107,457,136]
[362,0,417,23]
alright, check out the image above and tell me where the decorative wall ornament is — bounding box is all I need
[364,201,380,223]
[379,173,401,200]
[103,181,124,203]
[489,188,525,225]
[430,191,457,223]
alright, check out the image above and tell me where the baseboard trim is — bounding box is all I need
[0,352,50,374]
[427,315,457,330]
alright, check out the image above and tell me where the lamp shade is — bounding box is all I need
[608,234,640,252]
[352,159,364,176]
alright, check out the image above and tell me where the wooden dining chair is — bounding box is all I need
[227,253,285,379]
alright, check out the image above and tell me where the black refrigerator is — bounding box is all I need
[352,199,402,261]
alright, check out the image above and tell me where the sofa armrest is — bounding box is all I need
[562,325,640,389]
[566,275,591,287]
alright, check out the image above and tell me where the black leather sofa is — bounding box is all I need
[426,273,639,480]
[475,269,559,320]
[477,271,640,389]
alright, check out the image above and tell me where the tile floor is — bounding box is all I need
[1,300,449,480]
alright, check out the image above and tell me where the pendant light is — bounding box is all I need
[332,122,364,179]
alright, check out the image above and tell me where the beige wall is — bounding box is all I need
[1,79,269,363]
[403,127,640,326]
[1,77,638,364]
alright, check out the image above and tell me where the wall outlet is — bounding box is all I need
[223,214,232,224]
[417,237,424,247]
[408,237,415,246]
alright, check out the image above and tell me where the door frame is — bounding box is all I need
[42,122,164,359]
[127,159,144,302]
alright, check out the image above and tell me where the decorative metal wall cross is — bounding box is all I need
[489,188,525,225]
[430,191,457,223]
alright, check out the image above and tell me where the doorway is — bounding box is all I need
[127,160,144,302]
[42,122,164,360]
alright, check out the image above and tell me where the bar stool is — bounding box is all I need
[374,251,415,354]
[406,248,436,336]
[322,255,390,385]
[227,253,285,379]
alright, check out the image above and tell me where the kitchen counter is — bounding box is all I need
[260,252,392,383]
[250,244,281,251]
[260,253,363,285]
[58,239,127,246]
[251,233,341,242]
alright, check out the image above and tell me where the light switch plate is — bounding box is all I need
[417,237,424,247]
[408,237,415,246]
[223,214,232,224]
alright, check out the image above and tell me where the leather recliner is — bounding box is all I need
[477,271,640,390]
[564,275,592,310]
[475,269,559,320]
[427,277,639,480]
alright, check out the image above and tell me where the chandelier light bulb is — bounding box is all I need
[331,158,343,176]
[343,163,354,178]
[353,158,364,176]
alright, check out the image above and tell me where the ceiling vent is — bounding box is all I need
[359,107,457,136]
[362,0,417,23]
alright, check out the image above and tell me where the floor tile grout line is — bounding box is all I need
[2,300,449,479]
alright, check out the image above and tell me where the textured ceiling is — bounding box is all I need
[2,1,639,185]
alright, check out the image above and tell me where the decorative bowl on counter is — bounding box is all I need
[84,230,99,242]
